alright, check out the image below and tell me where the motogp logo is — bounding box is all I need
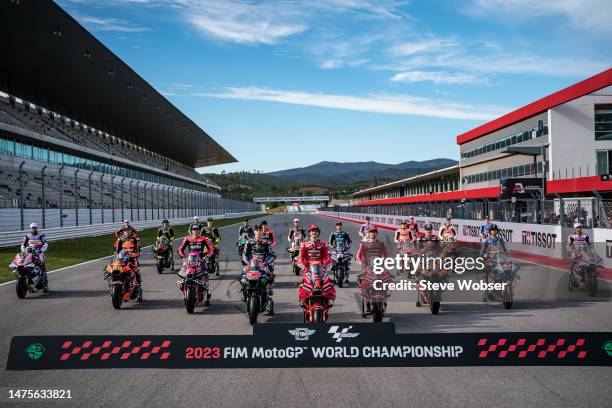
[328,326,360,343]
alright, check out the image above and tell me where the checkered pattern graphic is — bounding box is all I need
[477,337,587,359]
[59,339,172,361]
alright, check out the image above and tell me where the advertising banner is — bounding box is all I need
[7,324,612,370]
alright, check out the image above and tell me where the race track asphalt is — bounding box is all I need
[1,213,611,408]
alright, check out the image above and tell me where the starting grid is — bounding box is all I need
[7,324,612,369]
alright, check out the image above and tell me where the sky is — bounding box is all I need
[57,0,612,174]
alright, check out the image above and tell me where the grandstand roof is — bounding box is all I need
[353,165,459,197]
[456,68,612,145]
[0,0,236,168]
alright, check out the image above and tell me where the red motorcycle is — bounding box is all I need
[177,251,210,314]
[104,250,141,309]
[298,264,336,323]
[359,267,394,322]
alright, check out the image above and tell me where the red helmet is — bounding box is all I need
[309,224,320,232]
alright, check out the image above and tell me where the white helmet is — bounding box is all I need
[293,218,300,223]
[123,219,130,224]
[194,216,199,220]
[29,223,38,229]
[574,222,583,228]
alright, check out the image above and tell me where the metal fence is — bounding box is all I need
[324,195,607,228]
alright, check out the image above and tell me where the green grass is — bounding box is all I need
[0,215,260,283]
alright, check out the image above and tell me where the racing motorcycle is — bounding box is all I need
[177,251,211,314]
[330,241,352,287]
[359,267,394,322]
[484,253,520,309]
[440,235,458,259]
[9,247,47,299]
[288,233,304,276]
[568,245,602,297]
[153,236,174,274]
[206,246,220,276]
[396,240,416,275]
[104,250,142,309]
[298,264,336,324]
[416,263,448,315]
[236,236,248,258]
[239,257,274,325]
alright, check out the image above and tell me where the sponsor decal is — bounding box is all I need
[522,231,557,249]
[603,340,612,357]
[328,326,360,343]
[288,328,316,341]
[606,241,612,258]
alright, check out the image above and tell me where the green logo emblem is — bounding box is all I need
[603,341,612,357]
[25,343,45,360]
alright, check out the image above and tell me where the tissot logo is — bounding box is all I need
[288,328,316,341]
[328,326,360,343]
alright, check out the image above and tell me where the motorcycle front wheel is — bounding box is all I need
[587,271,598,297]
[248,295,259,325]
[311,309,323,324]
[156,259,164,274]
[111,285,123,309]
[16,277,27,299]
[372,301,384,322]
[503,283,513,309]
[336,266,345,288]
[430,302,440,315]
[185,285,197,314]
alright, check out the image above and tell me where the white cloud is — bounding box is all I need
[196,86,505,121]
[390,70,486,84]
[389,38,458,57]
[466,0,612,34]
[77,15,150,32]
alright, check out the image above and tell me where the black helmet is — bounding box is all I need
[191,224,202,231]
[490,224,499,231]
[253,224,262,230]
[424,223,433,231]
[261,220,268,225]
[206,217,213,222]
[162,219,169,223]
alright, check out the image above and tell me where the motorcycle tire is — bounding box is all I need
[430,302,440,315]
[111,285,123,309]
[372,301,384,322]
[312,309,324,324]
[293,264,301,276]
[16,277,27,299]
[361,298,367,318]
[268,299,274,316]
[337,267,345,288]
[503,283,513,309]
[587,273,598,297]
[156,259,164,274]
[248,296,259,325]
[185,286,197,314]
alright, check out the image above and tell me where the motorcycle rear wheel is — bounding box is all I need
[111,285,123,309]
[293,264,301,276]
[430,302,440,315]
[16,277,27,299]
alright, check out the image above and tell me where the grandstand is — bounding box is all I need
[0,1,257,231]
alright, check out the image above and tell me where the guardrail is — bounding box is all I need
[0,211,262,248]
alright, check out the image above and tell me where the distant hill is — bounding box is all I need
[204,158,457,201]
[267,158,457,186]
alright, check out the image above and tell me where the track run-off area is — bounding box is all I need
[1,213,611,407]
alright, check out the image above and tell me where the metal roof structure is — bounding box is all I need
[352,165,459,197]
[0,0,236,168]
[456,68,612,145]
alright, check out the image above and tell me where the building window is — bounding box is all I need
[595,104,612,140]
[596,150,611,175]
